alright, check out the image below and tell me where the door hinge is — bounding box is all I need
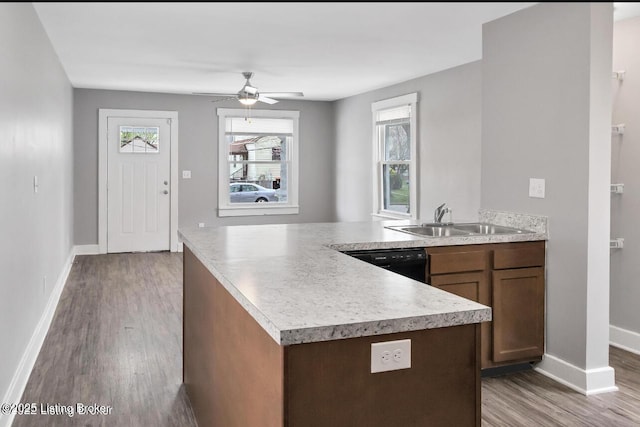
[166,118,172,125]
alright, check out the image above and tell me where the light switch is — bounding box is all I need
[182,170,192,179]
[529,178,545,199]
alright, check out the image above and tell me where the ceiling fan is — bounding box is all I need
[194,72,304,106]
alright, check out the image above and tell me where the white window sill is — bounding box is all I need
[218,205,300,217]
[371,212,413,221]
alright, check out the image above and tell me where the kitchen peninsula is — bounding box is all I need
[180,217,546,427]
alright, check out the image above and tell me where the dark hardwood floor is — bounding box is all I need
[13,253,197,427]
[12,252,640,426]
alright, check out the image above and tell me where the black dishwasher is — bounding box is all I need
[343,248,426,283]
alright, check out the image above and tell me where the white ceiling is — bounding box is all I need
[33,2,639,101]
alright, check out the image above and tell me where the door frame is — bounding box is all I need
[98,109,179,253]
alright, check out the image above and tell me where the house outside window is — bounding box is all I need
[217,108,299,216]
[372,93,418,219]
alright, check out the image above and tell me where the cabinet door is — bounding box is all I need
[492,267,544,363]
[430,271,491,368]
[429,272,487,304]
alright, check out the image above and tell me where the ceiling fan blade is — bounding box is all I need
[260,92,304,98]
[209,96,239,103]
[258,95,278,105]
[192,92,237,97]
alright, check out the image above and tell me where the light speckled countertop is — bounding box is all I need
[179,218,546,346]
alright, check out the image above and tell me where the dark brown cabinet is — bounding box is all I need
[426,241,545,369]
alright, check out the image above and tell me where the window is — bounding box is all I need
[119,126,159,153]
[372,93,418,219]
[217,109,299,216]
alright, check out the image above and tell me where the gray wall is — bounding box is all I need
[73,90,336,244]
[334,62,482,223]
[611,16,640,335]
[0,3,74,404]
[481,3,612,370]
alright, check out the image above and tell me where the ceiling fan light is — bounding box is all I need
[239,96,258,106]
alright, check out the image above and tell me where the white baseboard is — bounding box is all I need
[75,244,181,254]
[610,325,640,355]
[74,244,100,255]
[0,247,76,427]
[535,353,618,396]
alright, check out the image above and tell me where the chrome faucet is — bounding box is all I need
[434,203,452,224]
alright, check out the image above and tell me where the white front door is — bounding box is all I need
[107,116,171,253]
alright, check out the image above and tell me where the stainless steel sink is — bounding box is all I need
[385,222,533,237]
[452,223,529,235]
[390,225,471,237]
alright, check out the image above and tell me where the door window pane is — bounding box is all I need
[120,126,159,153]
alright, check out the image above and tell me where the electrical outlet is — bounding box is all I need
[371,339,411,373]
[182,170,192,179]
[198,222,205,228]
[529,178,545,199]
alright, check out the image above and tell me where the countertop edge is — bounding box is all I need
[278,308,492,345]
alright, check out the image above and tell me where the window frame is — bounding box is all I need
[217,108,300,217]
[371,93,419,219]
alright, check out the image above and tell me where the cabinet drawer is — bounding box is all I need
[428,250,486,274]
[493,243,545,269]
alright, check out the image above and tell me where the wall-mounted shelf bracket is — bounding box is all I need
[611,183,625,194]
[612,124,626,135]
[610,238,625,249]
[612,71,626,81]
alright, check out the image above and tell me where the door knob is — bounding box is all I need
[163,190,169,195]
[164,181,168,185]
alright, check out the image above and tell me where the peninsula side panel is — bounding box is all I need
[183,247,285,427]
[284,324,481,427]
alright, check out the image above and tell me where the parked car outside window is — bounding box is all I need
[229,183,279,203]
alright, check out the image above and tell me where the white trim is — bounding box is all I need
[610,325,640,355]
[0,247,76,427]
[535,353,617,395]
[371,93,419,220]
[98,109,180,253]
[217,108,300,217]
[372,112,379,219]
[371,93,418,112]
[371,212,408,220]
[378,209,412,220]
[73,244,100,255]
[219,205,300,217]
